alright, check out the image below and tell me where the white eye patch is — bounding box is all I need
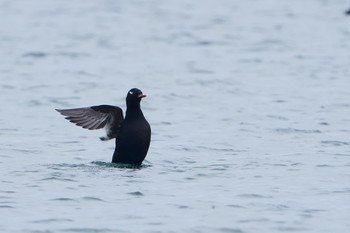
[129,91,133,94]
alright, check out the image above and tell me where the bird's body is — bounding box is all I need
[56,88,151,166]
[112,92,151,165]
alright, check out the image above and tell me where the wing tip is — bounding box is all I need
[55,109,65,114]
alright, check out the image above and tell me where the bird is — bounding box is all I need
[56,88,151,166]
[346,8,350,15]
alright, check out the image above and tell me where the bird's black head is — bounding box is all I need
[126,88,147,105]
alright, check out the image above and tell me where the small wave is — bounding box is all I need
[198,146,240,152]
[22,52,47,58]
[303,208,325,213]
[12,148,41,154]
[238,218,269,223]
[0,128,18,132]
[127,191,143,196]
[237,193,273,199]
[58,52,90,58]
[275,128,322,134]
[267,115,288,120]
[32,218,73,223]
[227,204,245,208]
[61,228,116,233]
[51,163,87,168]
[51,198,78,202]
[81,196,104,202]
[0,190,15,194]
[0,205,14,208]
[315,164,332,167]
[276,226,310,232]
[321,140,350,146]
[210,163,233,170]
[218,227,244,233]
[41,177,77,182]
[45,163,90,171]
[333,189,350,194]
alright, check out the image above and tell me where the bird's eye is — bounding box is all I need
[129,91,133,94]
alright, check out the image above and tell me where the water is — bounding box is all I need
[1,0,350,232]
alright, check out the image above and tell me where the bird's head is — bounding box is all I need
[126,88,147,105]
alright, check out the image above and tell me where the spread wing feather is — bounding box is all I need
[56,105,124,140]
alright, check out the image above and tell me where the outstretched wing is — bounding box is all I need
[56,105,124,140]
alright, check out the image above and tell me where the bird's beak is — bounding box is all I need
[138,93,147,98]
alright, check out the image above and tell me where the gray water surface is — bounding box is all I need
[1,0,350,232]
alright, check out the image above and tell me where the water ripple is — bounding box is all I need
[321,140,350,146]
[275,128,322,134]
[0,205,14,208]
[61,228,119,233]
[237,194,273,199]
[51,198,79,202]
[237,218,269,223]
[81,196,104,202]
[218,227,244,233]
[127,191,144,196]
[32,218,73,223]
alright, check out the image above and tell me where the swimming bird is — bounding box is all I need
[56,88,151,165]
